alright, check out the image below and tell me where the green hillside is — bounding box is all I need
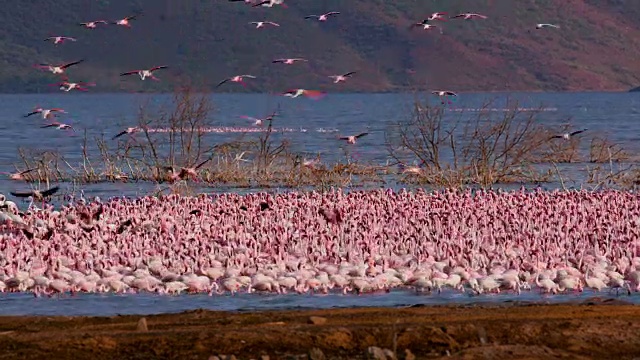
[1,0,640,93]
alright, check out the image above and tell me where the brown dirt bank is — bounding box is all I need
[0,300,639,360]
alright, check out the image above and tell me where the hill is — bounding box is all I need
[1,0,640,93]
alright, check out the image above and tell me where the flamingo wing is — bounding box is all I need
[61,60,84,69]
[120,70,139,76]
[216,78,231,88]
[112,130,128,140]
[569,129,587,136]
[10,190,36,198]
[343,71,356,77]
[326,11,340,16]
[40,186,60,197]
[150,65,168,72]
[304,15,319,19]
[355,132,369,139]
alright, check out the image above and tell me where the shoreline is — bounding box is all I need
[1,302,638,359]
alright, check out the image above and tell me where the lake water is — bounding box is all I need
[1,91,639,316]
[0,290,635,317]
[2,91,640,199]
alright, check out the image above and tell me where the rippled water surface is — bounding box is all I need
[0,290,636,316]
[1,92,639,315]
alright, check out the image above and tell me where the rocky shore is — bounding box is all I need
[1,301,639,359]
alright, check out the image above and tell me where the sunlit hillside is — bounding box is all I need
[1,0,639,92]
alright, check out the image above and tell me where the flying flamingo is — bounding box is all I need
[412,23,441,32]
[549,129,587,140]
[339,132,369,144]
[35,60,84,75]
[10,186,59,202]
[450,13,488,20]
[432,90,457,104]
[113,15,139,28]
[216,75,256,88]
[272,58,307,65]
[282,89,326,99]
[112,127,141,140]
[24,107,66,119]
[44,36,77,45]
[329,71,356,83]
[56,80,94,92]
[79,20,108,29]
[166,157,213,182]
[426,12,447,21]
[120,66,168,81]
[252,0,287,8]
[1,168,37,181]
[249,21,280,29]
[536,23,560,29]
[240,111,277,126]
[41,122,75,132]
[305,12,340,22]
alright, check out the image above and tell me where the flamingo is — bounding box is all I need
[79,20,108,29]
[56,81,93,92]
[329,71,356,83]
[112,127,140,140]
[249,21,280,29]
[305,12,340,22]
[1,168,37,182]
[536,23,560,29]
[549,129,587,140]
[272,58,307,65]
[120,66,168,81]
[450,13,488,20]
[252,0,287,8]
[412,23,441,31]
[35,60,84,75]
[113,15,139,28]
[44,36,77,45]
[426,12,447,21]
[166,157,213,182]
[216,75,256,88]
[432,90,457,104]
[10,186,59,202]
[339,132,369,144]
[241,111,277,126]
[282,89,326,99]
[41,122,75,132]
[24,107,66,119]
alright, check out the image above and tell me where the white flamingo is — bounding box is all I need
[329,71,356,83]
[44,36,77,45]
[305,12,340,22]
[120,66,168,81]
[249,21,280,29]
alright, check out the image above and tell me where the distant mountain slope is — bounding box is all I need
[1,0,640,93]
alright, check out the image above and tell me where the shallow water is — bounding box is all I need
[0,289,635,316]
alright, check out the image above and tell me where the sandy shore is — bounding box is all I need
[0,299,638,359]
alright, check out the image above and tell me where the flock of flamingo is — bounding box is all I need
[0,189,638,296]
[3,2,632,301]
